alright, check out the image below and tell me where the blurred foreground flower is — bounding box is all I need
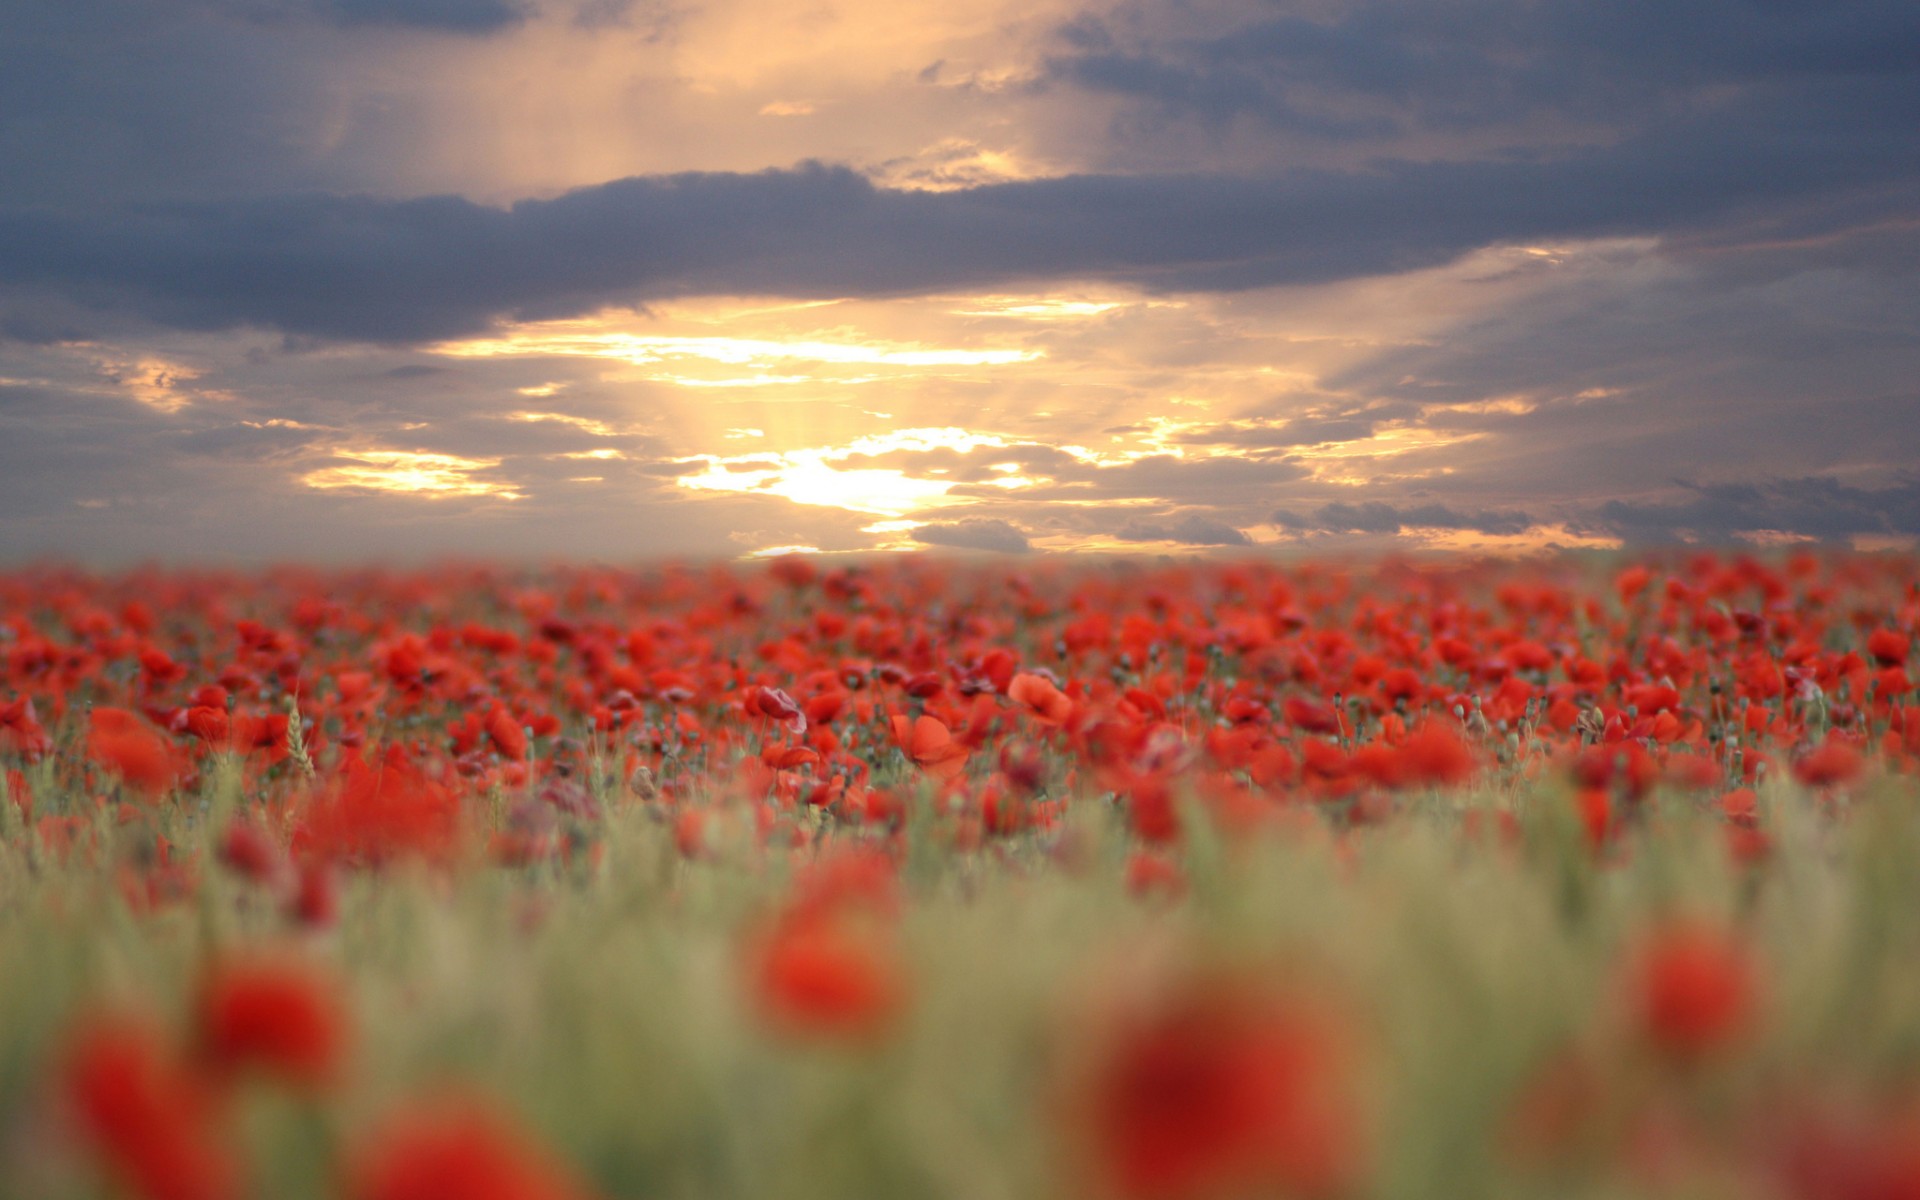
[747,849,908,1044]
[1626,920,1760,1066]
[1065,972,1361,1200]
[748,908,907,1045]
[347,1094,598,1200]
[193,957,348,1092]
[63,1015,238,1200]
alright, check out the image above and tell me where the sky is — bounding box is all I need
[1,0,1917,563]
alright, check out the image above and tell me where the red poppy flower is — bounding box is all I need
[1282,696,1342,737]
[62,1015,238,1200]
[747,686,807,736]
[1867,628,1910,667]
[748,910,907,1044]
[193,958,348,1091]
[1392,721,1477,789]
[888,713,970,780]
[1776,1101,1920,1200]
[292,749,461,866]
[347,1094,598,1200]
[485,706,528,761]
[288,862,339,928]
[216,821,284,886]
[1793,738,1866,789]
[1072,978,1359,1200]
[87,707,180,799]
[1626,920,1758,1065]
[1123,851,1184,899]
[1009,673,1075,726]
[0,695,50,758]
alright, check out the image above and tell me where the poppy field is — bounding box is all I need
[3,549,1920,1200]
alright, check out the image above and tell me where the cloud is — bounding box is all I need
[1114,513,1250,545]
[1574,476,1920,543]
[2,0,1917,563]
[1271,500,1536,536]
[5,84,1916,343]
[1046,0,1920,138]
[942,451,1310,503]
[910,517,1033,553]
[1176,415,1381,448]
[228,0,527,31]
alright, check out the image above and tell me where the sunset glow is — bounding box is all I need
[0,0,1910,565]
[301,450,523,500]
[676,427,1009,517]
[436,323,1042,374]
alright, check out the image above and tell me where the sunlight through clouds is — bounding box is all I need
[436,322,1041,374]
[946,296,1143,319]
[301,449,523,500]
[676,428,1008,516]
[507,410,622,436]
[98,357,232,414]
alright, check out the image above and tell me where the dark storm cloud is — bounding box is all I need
[910,518,1033,554]
[0,312,91,346]
[1113,514,1251,545]
[206,0,526,30]
[0,0,1913,345]
[250,0,527,31]
[0,1,329,210]
[1313,228,1920,510]
[1574,477,1920,544]
[1047,0,1920,135]
[4,51,1917,345]
[1270,501,1537,536]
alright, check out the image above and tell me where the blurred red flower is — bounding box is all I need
[216,821,284,886]
[293,749,461,866]
[1073,978,1359,1200]
[1393,722,1477,789]
[193,958,348,1092]
[1867,628,1910,667]
[347,1095,597,1200]
[87,707,179,799]
[748,910,907,1045]
[485,706,528,761]
[1793,738,1866,789]
[1627,920,1758,1065]
[1282,696,1342,737]
[63,1015,238,1200]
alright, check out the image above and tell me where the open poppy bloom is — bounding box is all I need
[889,713,970,780]
[1009,673,1075,726]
